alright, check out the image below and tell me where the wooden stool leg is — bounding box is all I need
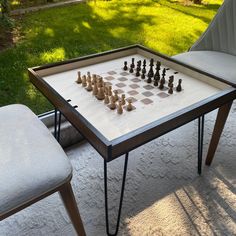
[205,101,233,166]
[59,182,86,236]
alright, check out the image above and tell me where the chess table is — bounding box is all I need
[29,45,236,236]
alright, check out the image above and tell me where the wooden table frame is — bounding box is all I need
[28,45,236,236]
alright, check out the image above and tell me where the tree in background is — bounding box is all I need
[0,0,10,17]
[0,0,14,27]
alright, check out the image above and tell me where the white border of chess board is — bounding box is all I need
[40,50,231,142]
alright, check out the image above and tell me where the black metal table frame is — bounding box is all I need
[54,109,205,236]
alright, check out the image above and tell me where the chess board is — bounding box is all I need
[29,45,236,160]
[41,54,227,141]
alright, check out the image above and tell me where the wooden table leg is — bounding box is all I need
[60,182,86,236]
[205,101,233,166]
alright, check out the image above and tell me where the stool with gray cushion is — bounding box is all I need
[172,0,236,166]
[0,104,86,236]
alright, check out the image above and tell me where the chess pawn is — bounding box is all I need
[127,99,133,111]
[93,82,98,95]
[176,79,182,92]
[97,87,105,100]
[76,71,82,84]
[123,61,128,71]
[121,94,126,105]
[113,90,119,101]
[109,95,116,110]
[108,86,112,96]
[168,83,173,94]
[82,75,87,87]
[86,80,93,92]
[117,101,123,115]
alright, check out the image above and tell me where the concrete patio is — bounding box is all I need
[0,102,235,236]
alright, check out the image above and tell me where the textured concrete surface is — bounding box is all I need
[0,102,235,236]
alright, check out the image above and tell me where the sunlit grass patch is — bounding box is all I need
[0,0,223,114]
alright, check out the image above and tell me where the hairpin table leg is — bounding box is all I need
[104,153,129,236]
[54,108,62,142]
[198,115,204,175]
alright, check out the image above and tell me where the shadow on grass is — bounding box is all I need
[0,0,222,114]
[159,0,221,24]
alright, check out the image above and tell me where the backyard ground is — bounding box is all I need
[0,0,223,114]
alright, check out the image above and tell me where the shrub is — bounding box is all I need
[0,0,14,28]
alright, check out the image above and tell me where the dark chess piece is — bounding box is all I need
[154,77,159,86]
[162,68,166,78]
[123,61,128,71]
[142,63,147,74]
[160,76,165,85]
[168,83,173,94]
[159,80,164,90]
[168,75,174,87]
[176,79,182,92]
[143,59,146,67]
[147,76,152,83]
[154,69,160,80]
[136,69,140,77]
[156,61,161,71]
[141,61,146,79]
[148,62,154,78]
[129,65,134,73]
[142,64,146,74]
[141,72,146,79]
[136,60,141,77]
[137,60,142,67]
[131,58,135,69]
[150,58,154,67]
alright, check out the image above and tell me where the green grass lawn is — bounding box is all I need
[0,0,223,114]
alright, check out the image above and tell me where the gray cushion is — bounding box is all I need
[172,51,236,85]
[191,0,236,56]
[0,104,72,216]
